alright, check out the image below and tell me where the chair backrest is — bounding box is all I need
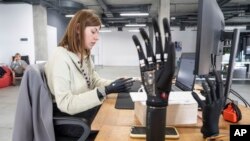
[12,55,30,65]
[21,56,30,64]
[12,63,55,141]
[13,63,90,141]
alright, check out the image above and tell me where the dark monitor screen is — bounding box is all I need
[194,0,225,75]
[176,53,196,91]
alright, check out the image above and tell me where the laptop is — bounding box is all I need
[172,53,196,91]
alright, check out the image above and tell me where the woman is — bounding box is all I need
[45,9,133,124]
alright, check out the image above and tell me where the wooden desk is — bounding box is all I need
[91,94,140,131]
[95,126,230,141]
[91,94,250,141]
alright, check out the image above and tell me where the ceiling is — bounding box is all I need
[2,0,250,28]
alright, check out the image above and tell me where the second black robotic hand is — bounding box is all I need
[192,70,225,138]
[105,78,134,94]
[132,18,176,107]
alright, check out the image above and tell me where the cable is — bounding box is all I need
[227,95,247,108]
[230,89,248,107]
[210,54,216,71]
[229,89,250,107]
[230,89,250,107]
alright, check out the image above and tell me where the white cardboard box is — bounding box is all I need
[133,92,199,126]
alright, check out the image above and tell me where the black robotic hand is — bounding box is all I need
[192,70,225,138]
[132,18,175,107]
[105,78,134,94]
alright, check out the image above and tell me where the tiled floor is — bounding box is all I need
[0,86,19,141]
[0,66,249,140]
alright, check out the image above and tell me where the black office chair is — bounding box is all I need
[12,63,90,141]
[53,117,90,141]
[12,55,30,65]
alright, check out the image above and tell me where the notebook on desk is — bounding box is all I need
[172,53,196,91]
[115,80,142,110]
[115,93,134,109]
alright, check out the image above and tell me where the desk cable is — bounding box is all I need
[229,89,250,107]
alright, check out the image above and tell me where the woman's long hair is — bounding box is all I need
[59,9,101,62]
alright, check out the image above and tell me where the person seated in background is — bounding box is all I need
[10,53,28,83]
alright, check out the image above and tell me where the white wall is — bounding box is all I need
[91,37,103,65]
[47,25,57,58]
[103,31,141,66]
[92,31,142,66]
[171,27,197,59]
[91,27,197,66]
[0,4,197,67]
[0,3,35,65]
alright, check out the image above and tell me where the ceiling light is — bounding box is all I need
[65,14,74,18]
[120,13,149,16]
[225,26,246,30]
[125,24,146,27]
[171,17,176,20]
[128,29,140,32]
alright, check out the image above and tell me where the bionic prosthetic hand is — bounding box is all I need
[192,70,225,138]
[105,78,134,94]
[132,18,175,141]
[97,78,134,100]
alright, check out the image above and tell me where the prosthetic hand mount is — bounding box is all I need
[132,18,175,141]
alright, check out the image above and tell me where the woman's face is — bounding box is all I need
[84,26,100,50]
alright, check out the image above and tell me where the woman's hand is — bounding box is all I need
[105,78,134,94]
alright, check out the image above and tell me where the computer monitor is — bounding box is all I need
[175,53,196,91]
[194,0,225,75]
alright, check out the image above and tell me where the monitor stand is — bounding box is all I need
[223,29,250,107]
[224,29,240,102]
